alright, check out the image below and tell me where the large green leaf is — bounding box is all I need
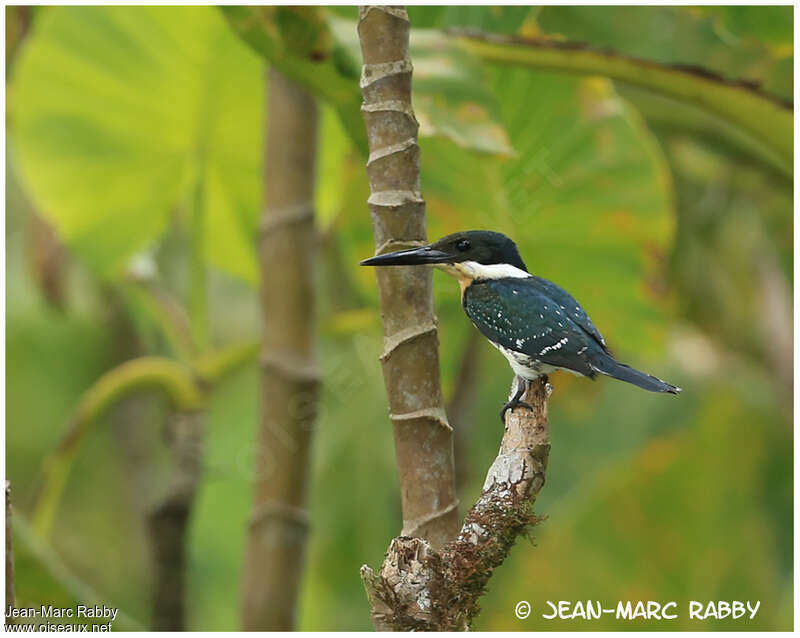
[409,28,513,155]
[408,5,533,34]
[334,6,534,35]
[232,10,514,157]
[692,6,793,99]
[220,6,368,156]
[535,6,786,88]
[691,7,792,56]
[314,105,365,231]
[424,70,676,357]
[456,33,792,168]
[10,7,263,283]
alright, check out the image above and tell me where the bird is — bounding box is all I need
[361,230,681,422]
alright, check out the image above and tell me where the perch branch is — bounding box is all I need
[358,4,459,551]
[362,378,551,630]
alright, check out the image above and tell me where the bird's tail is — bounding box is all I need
[591,355,681,394]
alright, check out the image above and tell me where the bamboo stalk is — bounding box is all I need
[240,67,320,631]
[357,5,459,551]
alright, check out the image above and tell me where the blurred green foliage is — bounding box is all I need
[6,5,792,631]
[537,5,791,97]
[10,7,263,284]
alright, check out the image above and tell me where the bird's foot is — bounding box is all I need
[500,398,533,423]
[500,376,533,423]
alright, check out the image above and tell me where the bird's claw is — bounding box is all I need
[499,399,533,423]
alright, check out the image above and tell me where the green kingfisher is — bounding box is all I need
[361,230,681,421]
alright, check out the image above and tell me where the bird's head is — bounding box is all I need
[360,230,528,281]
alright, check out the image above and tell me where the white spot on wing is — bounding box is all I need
[539,337,568,356]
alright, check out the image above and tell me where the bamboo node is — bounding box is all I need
[367,190,424,208]
[373,237,427,256]
[402,499,460,538]
[260,202,314,236]
[249,501,310,531]
[261,351,321,383]
[381,322,438,361]
[367,138,418,166]
[362,100,415,119]
[360,59,413,88]
[390,406,452,432]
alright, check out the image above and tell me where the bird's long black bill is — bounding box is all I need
[360,246,453,266]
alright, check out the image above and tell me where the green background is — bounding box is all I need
[5,5,793,630]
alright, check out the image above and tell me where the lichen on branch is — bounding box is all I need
[361,377,551,631]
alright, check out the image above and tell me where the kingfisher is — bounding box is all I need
[361,230,681,421]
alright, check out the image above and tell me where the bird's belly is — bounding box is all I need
[491,342,581,379]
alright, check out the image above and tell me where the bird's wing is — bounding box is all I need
[527,275,609,352]
[462,278,597,375]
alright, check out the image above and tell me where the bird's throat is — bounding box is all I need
[435,263,474,296]
[435,261,530,296]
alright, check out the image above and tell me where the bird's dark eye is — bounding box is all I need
[456,239,471,252]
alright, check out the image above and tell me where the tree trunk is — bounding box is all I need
[357,5,459,551]
[241,67,320,631]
